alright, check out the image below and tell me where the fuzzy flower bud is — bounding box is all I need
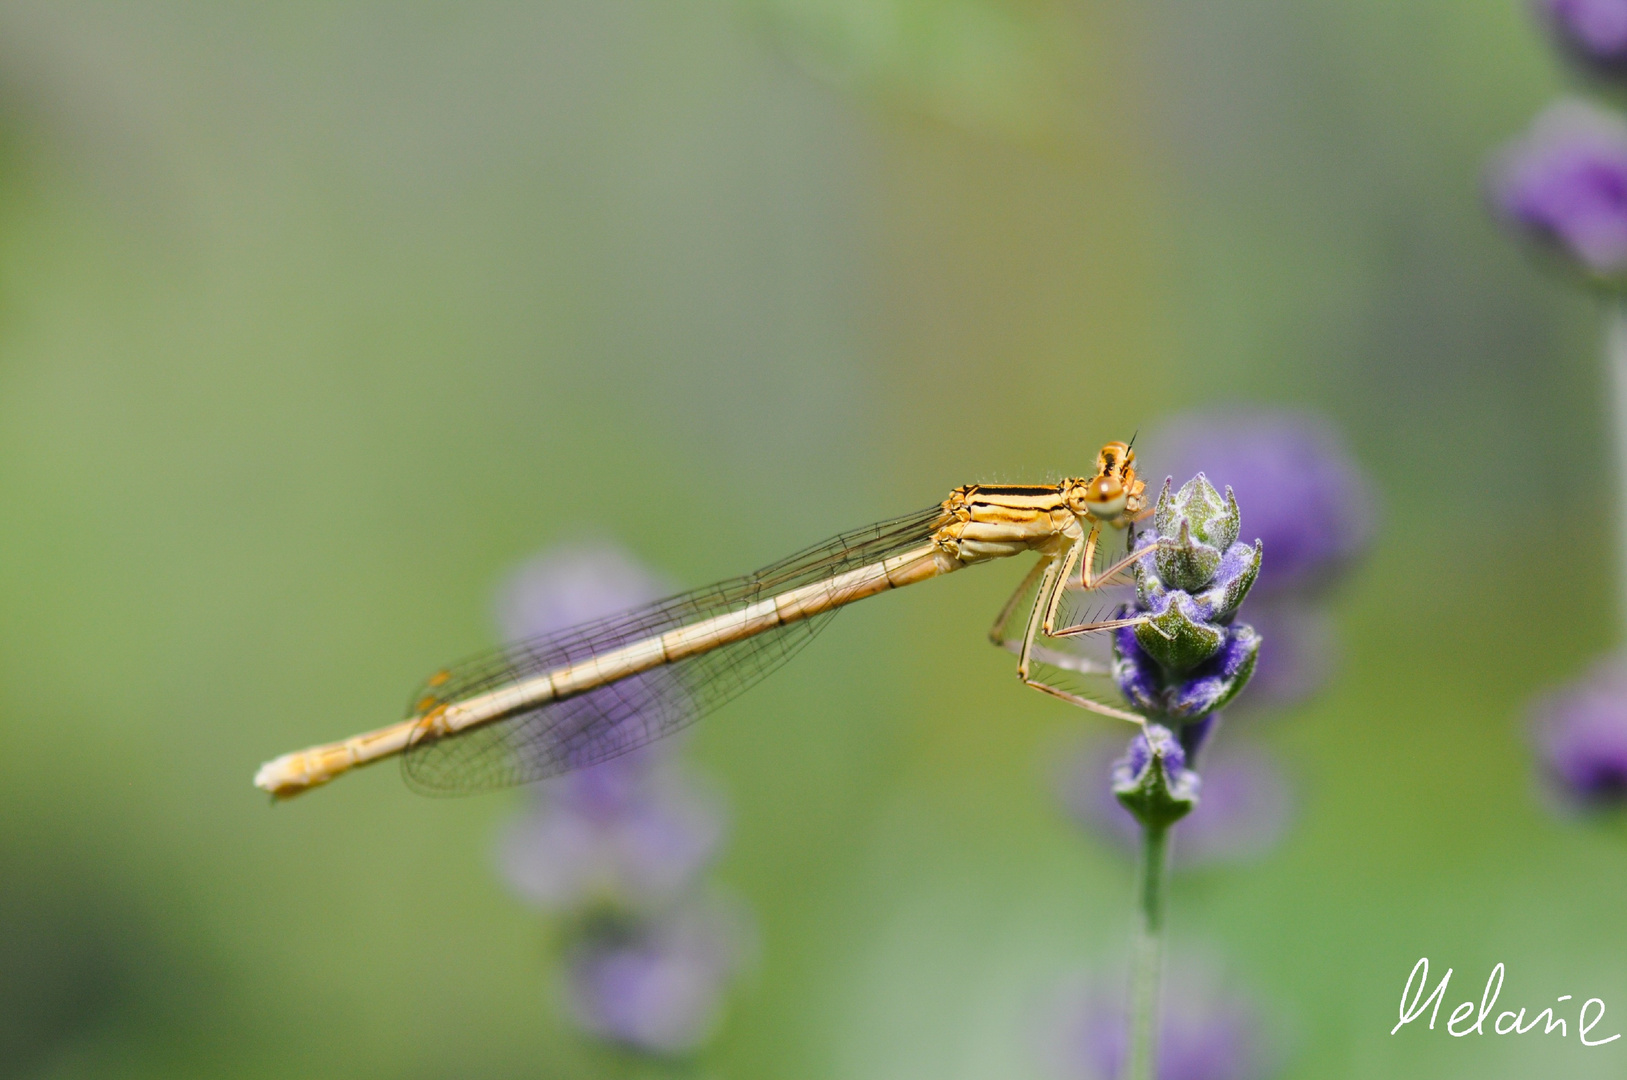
[1060,737,1292,868]
[1113,724,1199,830]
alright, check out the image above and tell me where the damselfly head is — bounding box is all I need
[1067,441,1145,525]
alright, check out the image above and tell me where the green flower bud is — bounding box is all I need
[1113,724,1198,829]
[1156,519,1222,593]
[1135,594,1226,672]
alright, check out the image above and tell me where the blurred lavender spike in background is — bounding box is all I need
[1151,410,1374,598]
[493,540,727,910]
[1540,0,1627,75]
[495,538,672,643]
[562,898,754,1058]
[1044,967,1276,1080]
[1488,99,1627,279]
[496,753,726,912]
[1229,599,1335,710]
[490,539,751,1050]
[1060,737,1293,868]
[1529,656,1627,808]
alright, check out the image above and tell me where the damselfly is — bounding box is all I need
[254,442,1158,798]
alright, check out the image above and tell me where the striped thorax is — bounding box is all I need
[933,441,1147,564]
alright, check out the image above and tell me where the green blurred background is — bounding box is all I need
[0,1,1619,1077]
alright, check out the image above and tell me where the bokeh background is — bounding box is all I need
[0,1,1619,1077]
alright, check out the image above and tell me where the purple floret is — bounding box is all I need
[562,900,751,1056]
[1489,99,1627,277]
[1530,656,1627,807]
[1542,0,1627,70]
[1061,737,1292,868]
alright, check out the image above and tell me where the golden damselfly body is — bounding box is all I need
[254,442,1154,798]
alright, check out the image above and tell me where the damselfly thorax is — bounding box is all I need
[254,441,1154,798]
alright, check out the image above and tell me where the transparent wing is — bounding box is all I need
[401,504,949,794]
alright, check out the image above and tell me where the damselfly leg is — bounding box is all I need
[988,526,1150,724]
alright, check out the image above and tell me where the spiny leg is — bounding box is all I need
[991,550,1146,657]
[1050,611,1151,638]
[1019,675,1147,724]
[1042,537,1086,635]
[1015,554,1062,681]
[1078,522,1101,590]
[1050,536,1178,637]
[987,557,1050,647]
[1074,530,1166,593]
[989,553,1150,724]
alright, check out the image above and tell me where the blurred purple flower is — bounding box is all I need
[1231,598,1335,710]
[1540,0,1627,73]
[497,753,726,912]
[495,539,670,642]
[494,538,689,773]
[1153,410,1374,597]
[1488,99,1627,278]
[494,541,723,911]
[491,539,754,1057]
[1530,655,1627,808]
[1060,736,1292,867]
[1044,968,1276,1080]
[562,899,754,1057]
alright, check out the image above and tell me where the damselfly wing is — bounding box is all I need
[401,505,947,793]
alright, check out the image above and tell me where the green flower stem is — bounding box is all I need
[1610,301,1627,629]
[1126,820,1171,1080]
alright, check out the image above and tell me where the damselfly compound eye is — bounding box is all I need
[1084,476,1128,521]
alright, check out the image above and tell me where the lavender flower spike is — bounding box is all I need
[1110,479,1260,1080]
[562,898,753,1057]
[1530,655,1627,808]
[493,541,725,913]
[1113,475,1261,744]
[1489,99,1627,281]
[496,754,725,914]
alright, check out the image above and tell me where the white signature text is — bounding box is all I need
[1392,958,1619,1046]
